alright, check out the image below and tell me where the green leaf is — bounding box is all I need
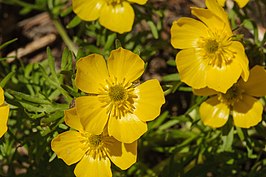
[104,33,117,51]
[0,38,17,50]
[162,73,180,82]
[66,16,81,29]
[0,71,15,88]
[147,21,159,39]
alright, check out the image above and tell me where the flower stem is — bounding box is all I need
[52,19,78,55]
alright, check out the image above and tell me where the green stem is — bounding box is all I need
[52,19,78,55]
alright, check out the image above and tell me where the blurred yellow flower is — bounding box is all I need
[170,0,249,93]
[75,47,165,143]
[51,107,137,177]
[195,65,266,128]
[0,87,9,138]
[217,0,249,8]
[72,0,147,33]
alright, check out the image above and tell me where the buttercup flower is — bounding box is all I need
[51,107,137,177]
[195,65,266,128]
[72,0,147,34]
[217,0,249,8]
[170,0,249,93]
[75,47,165,143]
[0,87,9,138]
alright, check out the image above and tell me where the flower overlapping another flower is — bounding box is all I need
[51,47,165,177]
[171,0,264,128]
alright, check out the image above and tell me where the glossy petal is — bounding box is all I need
[232,95,262,128]
[191,7,231,35]
[0,105,9,138]
[206,55,243,93]
[106,137,137,170]
[99,2,134,33]
[107,47,144,84]
[229,41,249,82]
[239,65,266,97]
[75,96,108,135]
[206,0,228,23]
[74,155,111,177]
[64,107,84,132]
[51,131,86,165]
[199,96,229,128]
[175,48,207,89]
[108,113,147,143]
[235,0,249,8]
[171,17,208,49]
[193,87,218,96]
[127,0,147,5]
[72,0,105,21]
[75,54,108,94]
[134,79,165,122]
[0,87,4,105]
[217,0,226,6]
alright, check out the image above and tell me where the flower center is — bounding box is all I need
[108,85,127,102]
[82,133,107,159]
[204,39,219,54]
[89,135,102,148]
[218,84,243,106]
[196,30,235,68]
[98,77,138,119]
[106,0,122,5]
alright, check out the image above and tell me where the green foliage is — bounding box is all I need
[0,0,266,176]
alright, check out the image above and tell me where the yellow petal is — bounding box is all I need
[75,54,108,94]
[108,113,147,143]
[206,55,243,93]
[75,96,108,135]
[176,48,207,89]
[127,0,147,5]
[0,105,9,138]
[217,0,226,6]
[134,79,165,122]
[205,0,228,23]
[170,17,208,49]
[74,154,111,177]
[107,47,144,84]
[99,2,134,33]
[235,0,249,8]
[191,7,231,36]
[193,87,218,96]
[239,65,266,97]
[106,137,137,170]
[51,131,86,165]
[64,107,84,132]
[0,87,4,105]
[232,95,262,128]
[229,41,249,82]
[72,0,105,21]
[199,96,229,128]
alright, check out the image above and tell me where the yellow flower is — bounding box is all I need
[170,0,249,93]
[72,0,147,34]
[0,87,9,138]
[51,107,137,177]
[75,47,165,143]
[217,0,249,8]
[195,65,266,128]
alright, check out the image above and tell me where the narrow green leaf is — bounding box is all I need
[0,72,15,88]
[104,33,117,51]
[0,38,17,50]
[147,21,159,39]
[46,47,58,81]
[66,16,81,29]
